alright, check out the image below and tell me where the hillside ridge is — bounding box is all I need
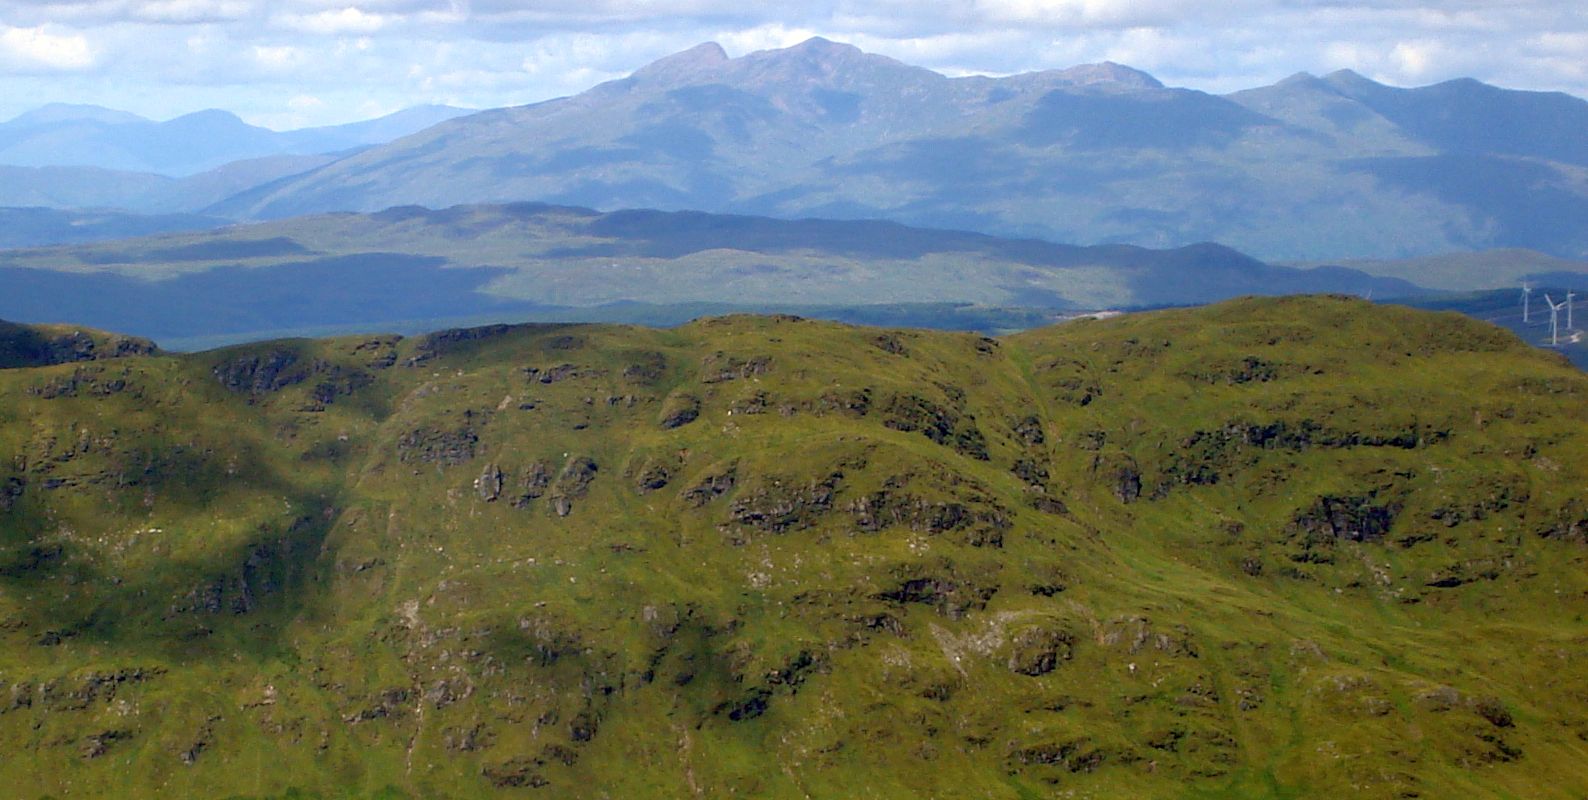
[2,296,1586,798]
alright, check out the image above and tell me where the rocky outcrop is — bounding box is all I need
[725,471,841,535]
[682,467,737,507]
[1161,419,1447,493]
[846,490,1011,547]
[872,333,909,356]
[476,464,505,502]
[730,391,770,415]
[1535,500,1588,543]
[876,568,997,619]
[405,324,517,366]
[397,426,478,466]
[212,348,305,395]
[814,387,871,418]
[1098,617,1199,658]
[0,321,157,370]
[483,756,551,789]
[1185,355,1280,385]
[524,363,586,384]
[213,349,372,405]
[658,392,701,429]
[700,352,771,384]
[1010,738,1106,774]
[880,393,989,460]
[82,729,134,759]
[1113,462,1142,504]
[512,461,552,508]
[551,457,599,516]
[179,715,221,765]
[343,688,413,724]
[1011,458,1048,488]
[634,461,671,493]
[1289,495,1398,545]
[1004,625,1075,676]
[717,649,820,723]
[1011,415,1045,446]
[33,667,165,712]
[26,366,134,400]
[621,352,667,384]
[170,526,318,616]
[444,724,495,753]
[353,336,402,369]
[1423,559,1503,588]
[0,475,22,512]
[1026,565,1069,597]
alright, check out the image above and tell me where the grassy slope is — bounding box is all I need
[1394,287,1588,369]
[0,296,1585,798]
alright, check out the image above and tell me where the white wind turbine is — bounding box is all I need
[1546,294,1569,346]
[1522,282,1534,323]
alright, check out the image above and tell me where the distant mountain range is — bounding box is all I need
[200,38,1588,261]
[0,202,1416,347]
[7,40,1588,264]
[0,154,338,215]
[0,103,473,176]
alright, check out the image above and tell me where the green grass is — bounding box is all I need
[0,296,1585,798]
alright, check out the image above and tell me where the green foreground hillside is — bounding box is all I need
[1,296,1585,798]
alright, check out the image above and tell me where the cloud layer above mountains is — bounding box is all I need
[1,0,1584,128]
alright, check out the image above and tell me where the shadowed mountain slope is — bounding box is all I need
[0,207,229,250]
[0,202,1417,344]
[0,319,157,369]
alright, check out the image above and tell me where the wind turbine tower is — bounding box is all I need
[1546,294,1566,346]
[1522,282,1534,323]
[1569,290,1576,331]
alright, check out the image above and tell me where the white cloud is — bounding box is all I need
[274,6,390,34]
[715,24,824,55]
[252,43,304,69]
[1389,39,1439,79]
[1536,31,1588,55]
[0,24,96,71]
[132,0,250,24]
[974,0,1209,28]
[0,0,1585,128]
[288,93,325,110]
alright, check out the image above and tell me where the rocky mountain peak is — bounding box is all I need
[727,36,940,93]
[785,36,863,60]
[1321,68,1383,93]
[1275,71,1323,88]
[1052,61,1164,91]
[631,41,730,84]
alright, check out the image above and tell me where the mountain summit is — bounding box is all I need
[1050,61,1164,91]
[631,40,731,83]
[201,38,1588,261]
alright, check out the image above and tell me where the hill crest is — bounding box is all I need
[1,296,1585,797]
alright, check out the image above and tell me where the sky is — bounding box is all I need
[0,1,1585,130]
